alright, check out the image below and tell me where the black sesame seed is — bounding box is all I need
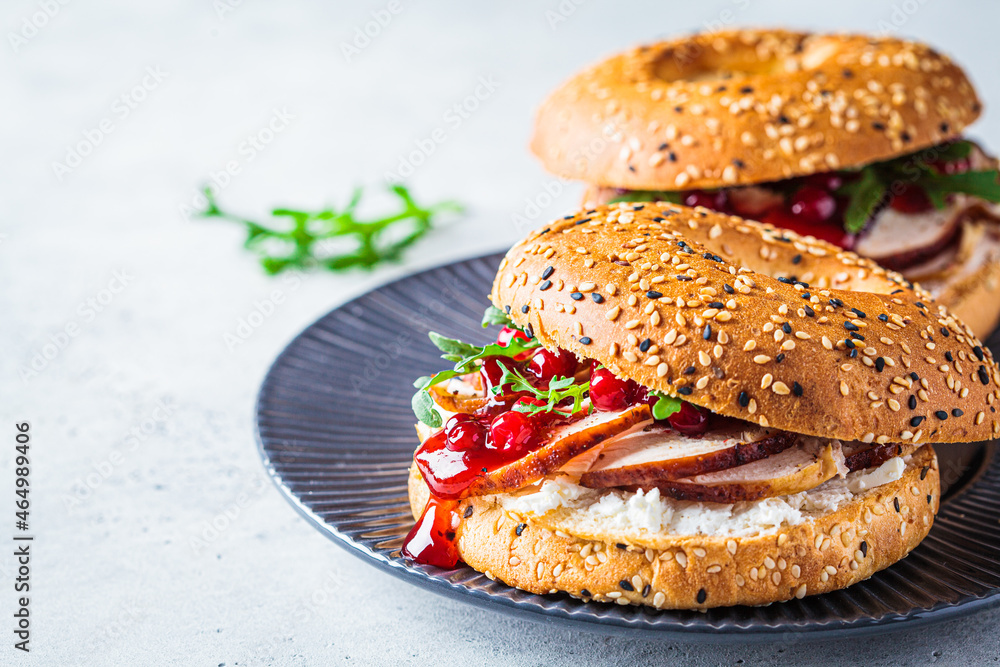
[843,68,854,78]
[668,152,677,162]
[723,284,735,294]
[974,346,985,361]
[945,351,954,362]
[844,321,859,331]
[539,280,552,291]
[738,391,750,407]
[935,410,948,421]
[953,408,964,417]
[908,395,917,410]
[570,292,584,301]
[697,588,707,604]
[916,301,926,309]
[504,305,511,314]
[901,131,912,143]
[778,114,790,124]
[860,541,868,557]
[579,337,592,345]
[920,466,930,480]
[801,292,810,299]
[872,121,886,130]
[927,494,933,504]
[978,365,990,385]
[940,327,950,337]
[878,313,888,322]
[910,372,919,381]
[463,505,474,518]
[850,308,867,319]
[616,543,627,550]
[639,338,652,352]
[541,266,554,279]
[875,357,885,373]
[628,164,636,172]
[830,298,844,307]
[739,85,754,93]
[676,275,692,281]
[849,349,858,358]
[733,159,745,168]
[792,382,803,397]
[910,416,925,427]
[592,293,604,304]
[642,584,651,597]
[894,497,901,513]
[792,254,802,265]
[521,305,529,314]
[619,580,635,592]
[708,301,724,309]
[850,332,865,342]
[678,386,693,395]
[844,339,856,349]
[658,143,668,151]
[775,353,785,363]
[804,306,815,317]
[581,589,591,598]
[703,325,712,340]
[647,290,664,299]
[940,122,949,133]
[782,322,792,334]
[684,366,696,375]
[515,523,526,536]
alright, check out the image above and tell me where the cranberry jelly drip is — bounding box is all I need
[401,497,460,568]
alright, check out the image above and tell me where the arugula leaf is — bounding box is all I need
[608,190,685,205]
[495,365,591,417]
[649,391,683,420]
[411,333,541,426]
[838,167,886,233]
[411,390,443,429]
[919,169,1000,205]
[481,304,514,329]
[199,184,463,275]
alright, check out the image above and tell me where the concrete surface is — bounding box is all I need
[4,0,1000,664]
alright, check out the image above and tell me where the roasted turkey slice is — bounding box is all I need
[643,441,842,503]
[842,441,918,472]
[447,405,653,498]
[577,424,795,488]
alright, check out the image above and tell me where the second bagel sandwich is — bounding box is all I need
[404,202,999,609]
[530,29,1000,337]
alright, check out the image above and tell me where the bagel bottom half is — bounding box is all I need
[407,446,939,609]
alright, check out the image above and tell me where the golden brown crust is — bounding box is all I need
[408,446,940,609]
[532,29,981,191]
[491,204,1000,444]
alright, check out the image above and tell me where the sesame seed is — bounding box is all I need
[591,293,604,304]
[738,391,750,407]
[910,416,924,427]
[539,280,552,291]
[541,266,554,279]
[935,410,948,420]
[678,387,693,395]
[647,290,663,299]
[696,589,707,604]
[570,292,584,301]
[579,337,592,345]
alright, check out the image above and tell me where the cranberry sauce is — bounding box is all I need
[404,331,706,566]
[667,149,972,250]
[401,497,460,568]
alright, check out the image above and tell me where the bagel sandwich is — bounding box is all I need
[530,29,1000,337]
[404,202,1000,610]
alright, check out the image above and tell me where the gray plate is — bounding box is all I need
[255,252,1000,641]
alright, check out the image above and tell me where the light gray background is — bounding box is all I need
[4,1,1000,664]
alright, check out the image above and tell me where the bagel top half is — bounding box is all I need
[531,29,982,190]
[491,202,1000,445]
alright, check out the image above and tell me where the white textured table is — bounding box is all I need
[5,1,1000,664]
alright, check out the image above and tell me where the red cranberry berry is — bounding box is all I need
[480,357,516,394]
[444,414,488,452]
[527,348,578,384]
[589,367,638,411]
[496,326,531,347]
[889,184,933,213]
[490,411,535,454]
[802,172,844,192]
[667,402,710,437]
[683,190,728,213]
[789,185,837,224]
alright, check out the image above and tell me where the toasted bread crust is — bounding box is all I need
[408,446,938,609]
[491,204,1000,443]
[532,30,980,191]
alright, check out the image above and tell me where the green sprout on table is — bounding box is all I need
[199,184,463,274]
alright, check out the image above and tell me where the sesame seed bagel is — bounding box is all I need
[491,203,1000,444]
[531,29,981,191]
[408,445,939,609]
